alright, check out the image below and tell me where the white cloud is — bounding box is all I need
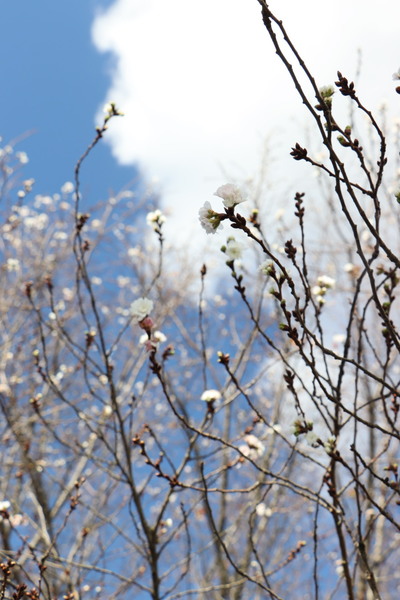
[92,0,399,250]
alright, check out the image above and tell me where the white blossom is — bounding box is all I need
[6,258,20,272]
[0,501,10,512]
[317,275,335,289]
[146,209,166,229]
[139,330,166,345]
[131,297,154,321]
[242,434,265,459]
[200,389,221,402]
[256,503,272,518]
[199,201,222,234]
[214,183,246,208]
[61,181,74,195]
[305,431,319,447]
[16,151,29,164]
[259,260,274,275]
[225,237,245,261]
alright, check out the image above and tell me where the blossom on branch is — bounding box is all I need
[239,434,265,460]
[199,201,223,234]
[200,389,221,403]
[146,209,166,230]
[139,330,166,346]
[214,183,246,208]
[224,237,245,261]
[312,275,336,304]
[130,297,154,322]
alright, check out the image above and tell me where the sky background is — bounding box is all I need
[1,0,399,249]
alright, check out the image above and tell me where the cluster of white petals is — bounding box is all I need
[0,500,10,512]
[312,275,336,304]
[130,297,154,322]
[198,201,222,234]
[259,260,274,276]
[225,237,245,261]
[214,183,246,208]
[200,389,221,402]
[139,330,166,345]
[239,434,265,459]
[146,209,166,230]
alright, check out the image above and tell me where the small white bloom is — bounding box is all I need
[146,209,166,229]
[131,297,154,321]
[259,260,274,275]
[61,181,74,194]
[324,437,336,454]
[317,275,335,289]
[0,501,10,512]
[16,151,29,164]
[214,183,246,208]
[305,431,319,447]
[117,276,130,288]
[199,201,222,234]
[22,179,35,192]
[139,330,166,345]
[243,434,265,458]
[6,258,19,272]
[225,237,245,261]
[200,389,221,402]
[312,285,324,297]
[102,405,113,417]
[255,503,272,518]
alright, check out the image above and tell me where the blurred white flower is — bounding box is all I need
[256,503,272,518]
[313,275,335,304]
[0,500,10,511]
[16,151,29,164]
[317,275,335,289]
[259,260,273,276]
[131,297,154,321]
[199,201,222,234]
[23,179,35,193]
[6,258,19,272]
[139,330,166,345]
[241,434,265,459]
[200,389,221,402]
[305,431,319,447]
[214,183,246,208]
[102,405,113,417]
[61,181,74,194]
[146,209,166,230]
[225,237,245,261]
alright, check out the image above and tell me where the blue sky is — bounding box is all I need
[0,0,134,205]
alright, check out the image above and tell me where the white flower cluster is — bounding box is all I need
[198,201,222,234]
[199,184,246,234]
[239,434,265,460]
[259,260,274,276]
[200,389,221,403]
[224,237,245,261]
[130,297,154,322]
[312,275,335,304]
[139,330,166,345]
[146,209,166,231]
[214,183,246,209]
